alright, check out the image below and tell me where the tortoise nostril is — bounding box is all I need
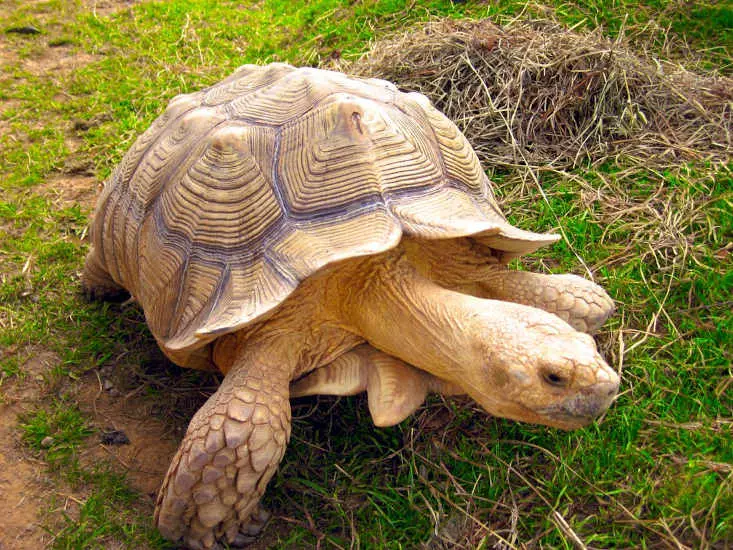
[542,369,568,388]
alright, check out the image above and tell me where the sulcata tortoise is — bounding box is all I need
[82,63,619,549]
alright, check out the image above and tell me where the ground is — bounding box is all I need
[0,0,730,549]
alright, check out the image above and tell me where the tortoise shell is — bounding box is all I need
[89,63,557,367]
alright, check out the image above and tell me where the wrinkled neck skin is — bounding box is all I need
[333,252,565,423]
[214,242,617,430]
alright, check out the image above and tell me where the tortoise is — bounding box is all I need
[82,63,619,549]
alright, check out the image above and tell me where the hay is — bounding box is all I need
[334,19,731,169]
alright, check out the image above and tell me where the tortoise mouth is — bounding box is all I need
[536,379,619,429]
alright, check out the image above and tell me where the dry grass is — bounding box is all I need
[334,18,732,169]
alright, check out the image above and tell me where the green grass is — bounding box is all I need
[0,0,730,548]
[21,401,93,465]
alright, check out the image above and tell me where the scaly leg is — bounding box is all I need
[81,247,130,302]
[478,269,615,333]
[290,344,462,427]
[404,239,614,333]
[155,358,291,549]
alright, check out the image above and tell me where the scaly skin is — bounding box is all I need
[80,249,130,302]
[478,270,615,332]
[154,358,290,549]
[404,238,615,333]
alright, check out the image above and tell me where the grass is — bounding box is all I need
[0,0,730,548]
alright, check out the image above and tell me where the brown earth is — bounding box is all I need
[40,175,102,211]
[0,352,58,550]
[0,348,193,549]
[75,374,181,498]
[82,0,140,18]
[0,7,187,533]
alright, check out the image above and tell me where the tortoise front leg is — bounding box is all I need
[404,239,614,333]
[155,358,290,549]
[478,269,615,333]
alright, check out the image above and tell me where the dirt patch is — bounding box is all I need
[0,421,51,550]
[0,32,100,76]
[0,351,185,548]
[20,49,101,79]
[0,352,62,550]
[82,0,140,18]
[40,175,101,211]
[75,373,181,498]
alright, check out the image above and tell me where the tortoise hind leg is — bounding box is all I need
[81,248,130,302]
[291,344,463,427]
[155,359,290,549]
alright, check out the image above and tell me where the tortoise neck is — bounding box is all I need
[338,251,481,382]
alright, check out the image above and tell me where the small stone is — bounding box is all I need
[6,25,41,35]
[40,436,54,448]
[100,429,130,446]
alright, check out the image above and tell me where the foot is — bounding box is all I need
[155,361,290,549]
[81,249,130,302]
[479,270,615,332]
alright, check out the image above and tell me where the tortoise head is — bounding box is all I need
[458,305,619,430]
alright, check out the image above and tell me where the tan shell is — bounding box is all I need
[89,63,557,366]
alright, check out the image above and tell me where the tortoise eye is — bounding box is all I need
[541,369,568,388]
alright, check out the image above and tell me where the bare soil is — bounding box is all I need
[0,349,190,549]
[82,0,140,18]
[0,352,60,550]
[75,374,180,498]
[40,175,102,211]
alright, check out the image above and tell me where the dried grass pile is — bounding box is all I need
[334,19,731,168]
